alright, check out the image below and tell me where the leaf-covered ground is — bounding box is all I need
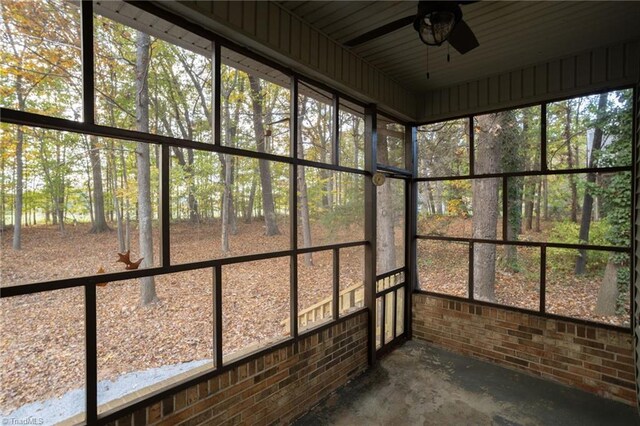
[0,221,365,413]
[1,217,629,414]
[417,218,630,327]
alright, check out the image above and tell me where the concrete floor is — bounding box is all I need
[295,340,640,426]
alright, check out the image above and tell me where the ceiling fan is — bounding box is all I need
[344,1,479,55]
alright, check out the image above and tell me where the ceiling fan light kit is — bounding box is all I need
[344,1,479,56]
[414,2,462,46]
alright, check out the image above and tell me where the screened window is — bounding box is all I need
[1,0,82,120]
[0,1,370,422]
[377,115,405,169]
[416,88,633,328]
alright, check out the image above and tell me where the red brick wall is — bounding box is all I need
[413,293,636,405]
[110,311,368,425]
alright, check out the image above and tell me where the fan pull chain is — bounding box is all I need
[447,42,451,63]
[426,47,430,79]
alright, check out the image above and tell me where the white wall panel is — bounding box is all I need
[534,63,547,97]
[547,59,561,94]
[625,43,639,78]
[522,66,535,99]
[469,81,479,110]
[228,1,242,29]
[166,1,416,120]
[499,73,510,103]
[449,85,459,113]
[575,52,590,88]
[510,70,522,102]
[418,41,640,122]
[459,83,469,112]
[488,75,499,105]
[242,2,256,36]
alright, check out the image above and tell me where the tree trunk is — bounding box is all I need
[248,76,280,236]
[472,114,501,301]
[172,147,200,224]
[245,174,257,223]
[187,149,199,223]
[425,182,436,215]
[323,170,333,208]
[352,116,360,168]
[55,144,66,233]
[12,74,25,250]
[119,146,131,251]
[595,260,619,315]
[89,136,110,233]
[56,195,64,232]
[435,182,444,215]
[564,104,579,223]
[297,97,313,266]
[221,153,232,254]
[594,187,600,221]
[523,174,534,231]
[135,31,157,306]
[376,135,396,274]
[543,176,549,220]
[108,145,125,252]
[0,153,6,230]
[501,110,523,267]
[534,178,542,232]
[13,125,24,250]
[217,79,237,242]
[85,158,94,226]
[576,94,607,275]
[524,199,533,231]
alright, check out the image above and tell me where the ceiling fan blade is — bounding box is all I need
[344,15,416,47]
[448,19,479,54]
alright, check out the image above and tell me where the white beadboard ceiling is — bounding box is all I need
[278,1,640,93]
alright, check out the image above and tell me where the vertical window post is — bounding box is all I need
[85,284,97,423]
[213,43,221,145]
[81,1,94,124]
[333,248,340,320]
[406,124,417,339]
[81,3,97,422]
[161,145,170,267]
[214,266,223,367]
[290,76,299,340]
[333,95,340,166]
[632,85,639,330]
[364,104,377,365]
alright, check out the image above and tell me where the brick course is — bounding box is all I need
[413,293,636,405]
[110,311,368,425]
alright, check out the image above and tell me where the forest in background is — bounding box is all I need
[417,89,633,323]
[0,1,408,418]
[0,0,634,420]
[0,0,395,288]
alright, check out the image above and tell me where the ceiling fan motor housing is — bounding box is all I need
[414,1,463,46]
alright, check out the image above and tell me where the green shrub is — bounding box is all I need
[548,220,610,246]
[547,221,610,274]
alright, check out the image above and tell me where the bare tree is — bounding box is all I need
[88,136,110,233]
[297,97,313,266]
[2,13,25,249]
[472,115,501,301]
[135,31,157,305]
[376,131,396,274]
[564,103,579,223]
[248,76,280,236]
[12,122,24,250]
[575,93,607,275]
